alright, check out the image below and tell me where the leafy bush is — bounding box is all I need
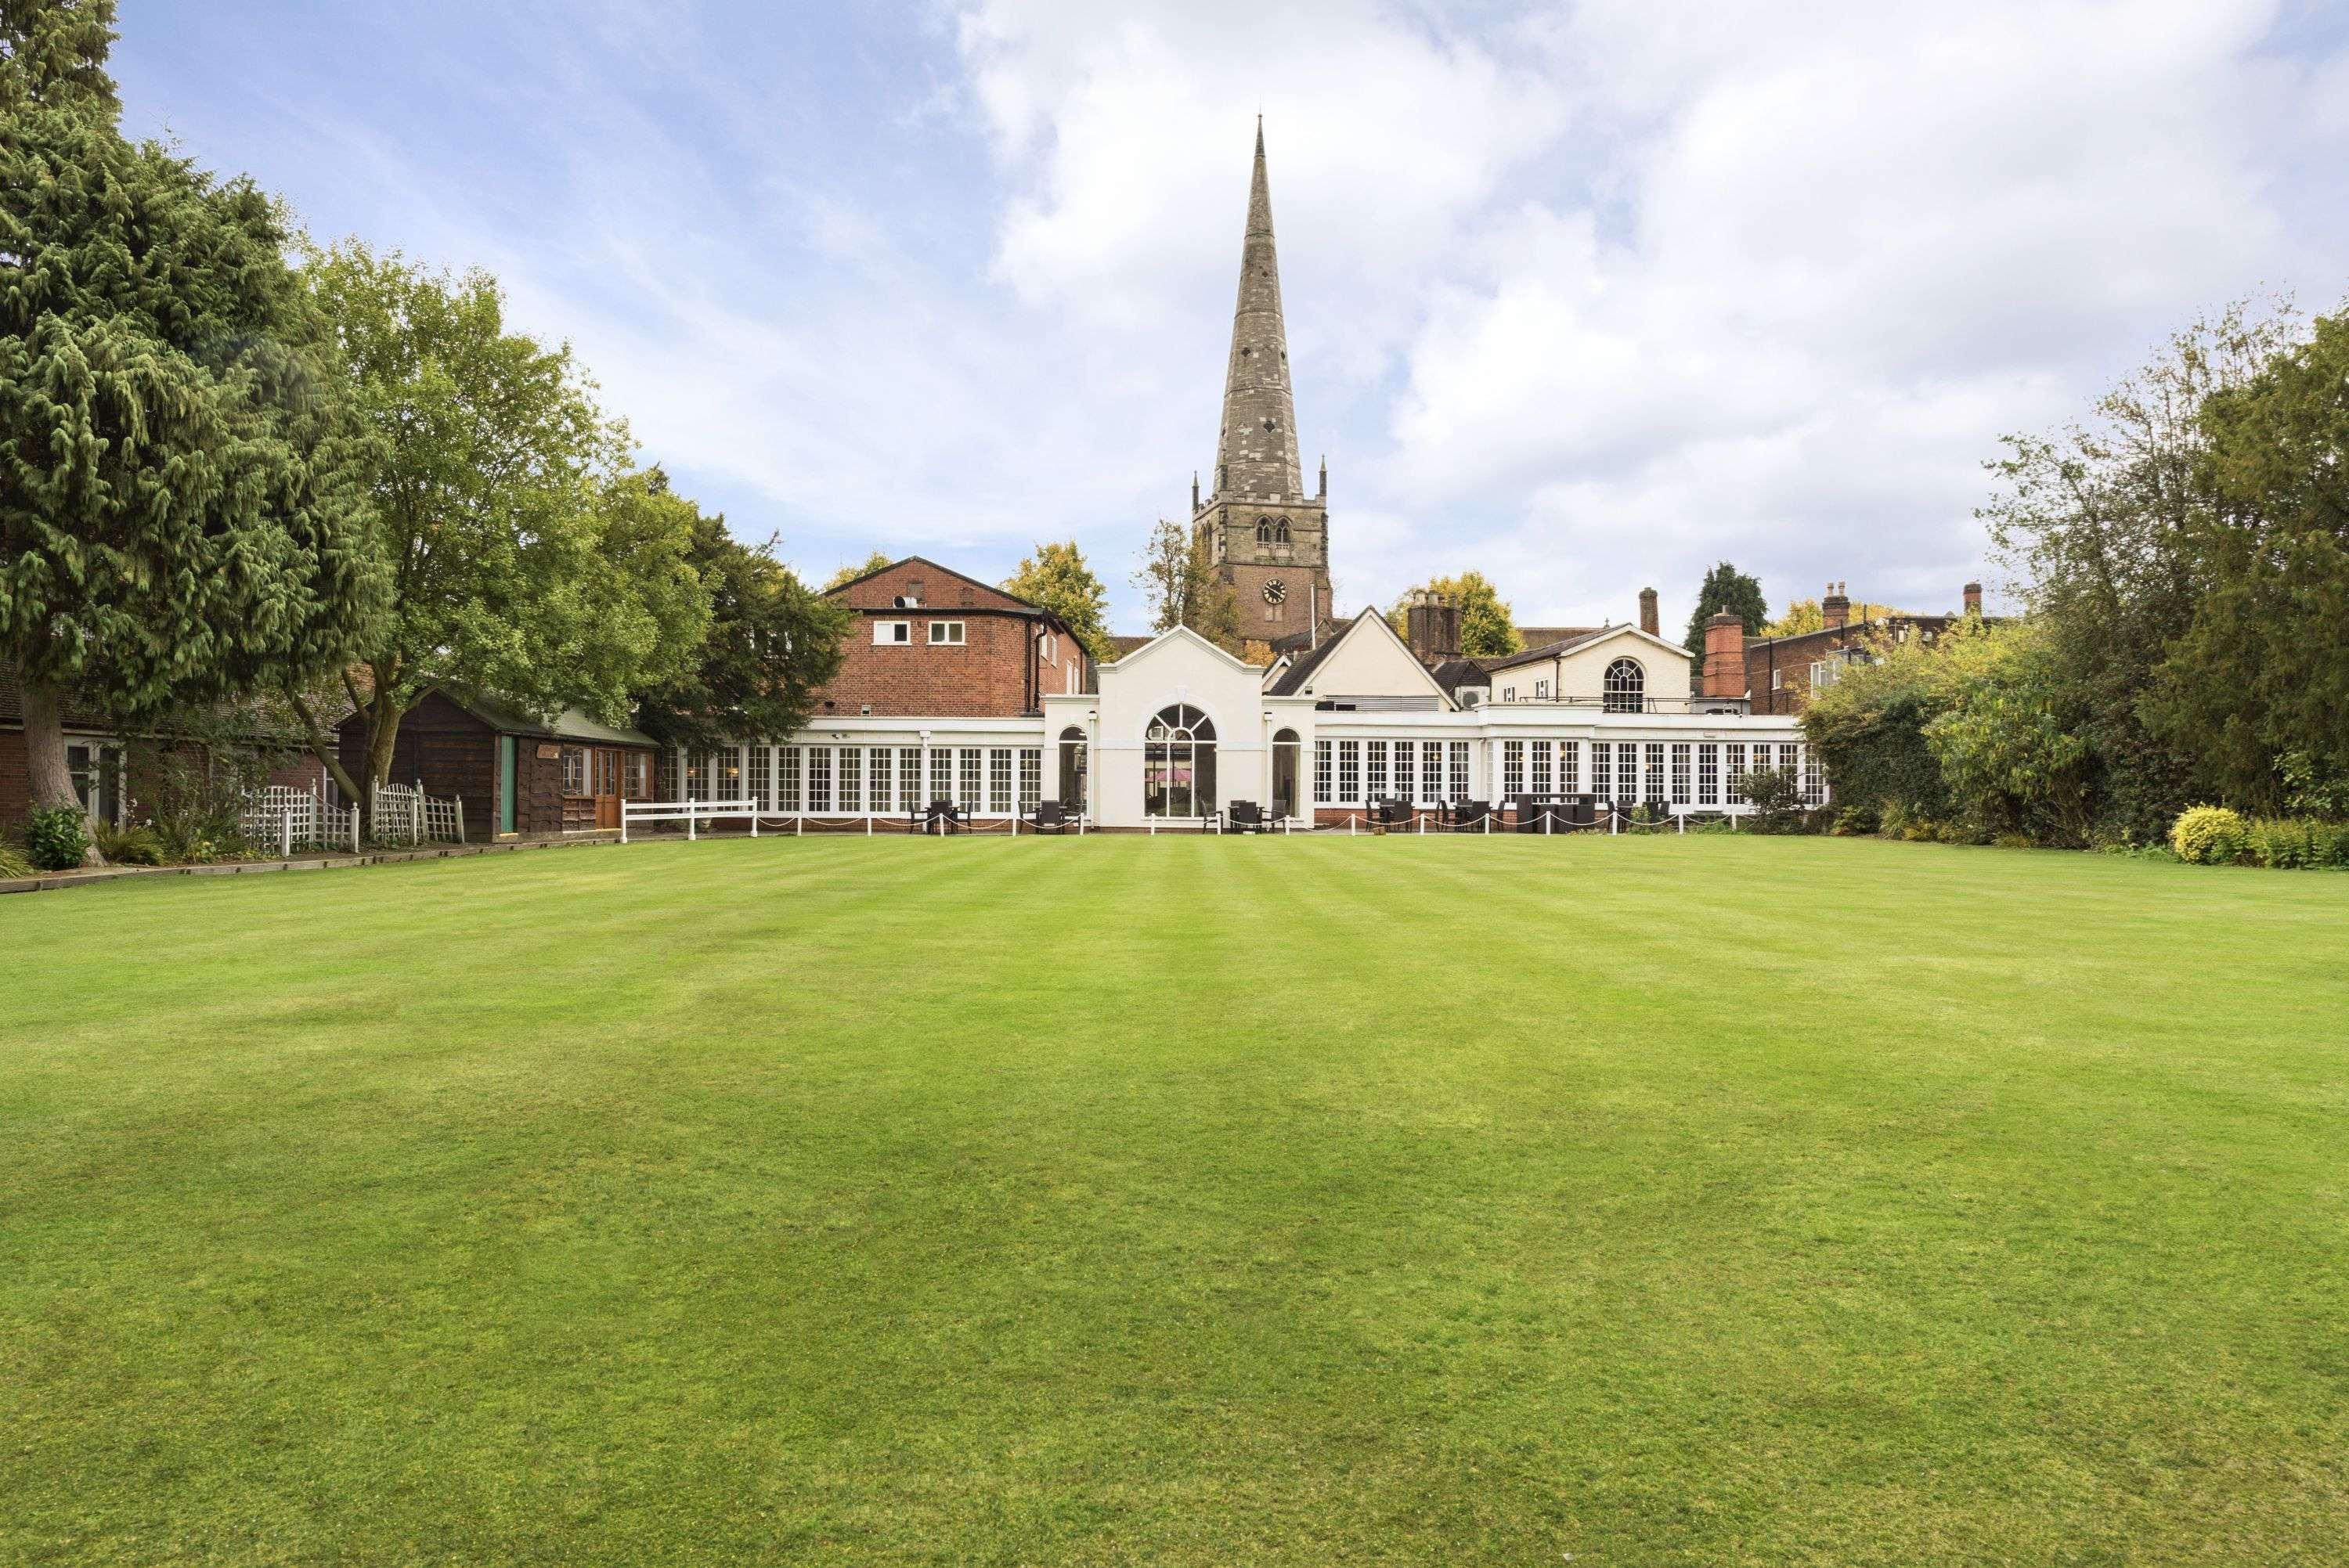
[1738,768,1803,832]
[144,751,255,863]
[94,821,166,866]
[2170,806,2247,864]
[1832,805,1879,836]
[2239,816,2349,870]
[152,817,232,865]
[0,842,33,879]
[1992,832,2035,850]
[24,805,91,871]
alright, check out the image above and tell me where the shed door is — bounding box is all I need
[500,736,518,834]
[593,748,621,829]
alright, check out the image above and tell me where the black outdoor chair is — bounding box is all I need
[1368,798,1413,829]
[912,798,964,835]
[1025,800,1070,834]
[1228,799,1266,834]
[1443,798,1493,831]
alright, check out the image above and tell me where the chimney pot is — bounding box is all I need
[1963,580,1983,617]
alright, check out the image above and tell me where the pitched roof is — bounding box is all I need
[1481,625,1618,674]
[823,554,1067,629]
[1514,625,1602,648]
[1265,607,1452,707]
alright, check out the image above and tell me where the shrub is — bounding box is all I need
[24,805,91,871]
[152,816,232,865]
[95,821,166,866]
[1833,805,1879,836]
[1993,832,2035,850]
[1878,801,1911,839]
[0,842,32,879]
[1738,768,1804,832]
[2170,805,2247,864]
[2238,816,2349,870]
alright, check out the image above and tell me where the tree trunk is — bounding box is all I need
[13,665,106,867]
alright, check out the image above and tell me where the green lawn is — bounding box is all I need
[4,836,2347,1565]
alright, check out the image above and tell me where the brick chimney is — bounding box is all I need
[1703,612,1745,699]
[1405,590,1461,661]
[1638,586,1659,637]
[1823,581,1850,630]
[1963,580,1983,618]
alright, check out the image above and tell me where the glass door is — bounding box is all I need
[65,741,124,825]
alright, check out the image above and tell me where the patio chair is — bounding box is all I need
[1025,800,1070,834]
[1227,799,1265,834]
[1369,798,1413,829]
[913,798,963,835]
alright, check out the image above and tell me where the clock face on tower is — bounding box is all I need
[1262,579,1287,606]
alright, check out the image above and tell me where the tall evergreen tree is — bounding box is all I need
[1681,561,1766,656]
[1,0,385,860]
[1003,539,1113,662]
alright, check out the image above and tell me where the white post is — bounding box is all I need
[752,810,759,838]
[412,791,422,844]
[1349,815,1355,837]
[620,806,629,845]
[797,814,804,837]
[688,805,697,842]
[1611,809,1618,837]
[1545,809,1552,836]
[281,810,292,859]
[456,798,466,844]
[1678,812,1686,835]
[349,804,359,854]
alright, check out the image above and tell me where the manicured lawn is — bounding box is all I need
[3,835,2346,1565]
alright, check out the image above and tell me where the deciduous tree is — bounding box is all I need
[1387,571,1521,655]
[631,476,848,752]
[290,243,702,812]
[825,550,894,589]
[1134,517,1241,651]
[1004,539,1113,662]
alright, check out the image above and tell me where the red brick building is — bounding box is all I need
[1,669,325,834]
[811,557,1091,720]
[1741,581,1983,716]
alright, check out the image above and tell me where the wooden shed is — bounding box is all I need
[337,690,660,839]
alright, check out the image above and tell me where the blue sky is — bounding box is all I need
[117,0,2349,634]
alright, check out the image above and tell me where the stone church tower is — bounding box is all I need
[1192,121,1333,645]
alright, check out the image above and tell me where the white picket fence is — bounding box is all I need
[240,785,361,856]
[370,780,466,847]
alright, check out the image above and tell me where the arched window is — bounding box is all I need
[1143,705,1217,818]
[1603,658,1645,713]
[1274,519,1290,544]
[1271,728,1301,817]
[1057,726,1088,810]
[1255,517,1272,543]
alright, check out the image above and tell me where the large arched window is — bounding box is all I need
[1057,726,1088,810]
[1143,705,1217,817]
[1271,727,1301,817]
[1603,658,1645,713]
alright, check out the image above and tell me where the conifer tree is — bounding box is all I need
[1,0,385,860]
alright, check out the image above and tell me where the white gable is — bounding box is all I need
[1288,611,1452,708]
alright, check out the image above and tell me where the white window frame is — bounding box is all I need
[929,620,966,645]
[875,620,911,646]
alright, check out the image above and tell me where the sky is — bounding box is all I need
[115,0,2349,635]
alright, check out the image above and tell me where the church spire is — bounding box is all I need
[1213,118,1304,503]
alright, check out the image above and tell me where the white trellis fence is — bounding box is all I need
[370,780,466,847]
[241,785,362,856]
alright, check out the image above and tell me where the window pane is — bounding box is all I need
[1019,748,1041,812]
[807,747,832,812]
[778,746,803,810]
[989,748,1012,813]
[900,748,922,812]
[1366,740,1388,800]
[1448,742,1469,801]
[839,747,862,812]
[1337,741,1360,804]
[1314,740,1332,806]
